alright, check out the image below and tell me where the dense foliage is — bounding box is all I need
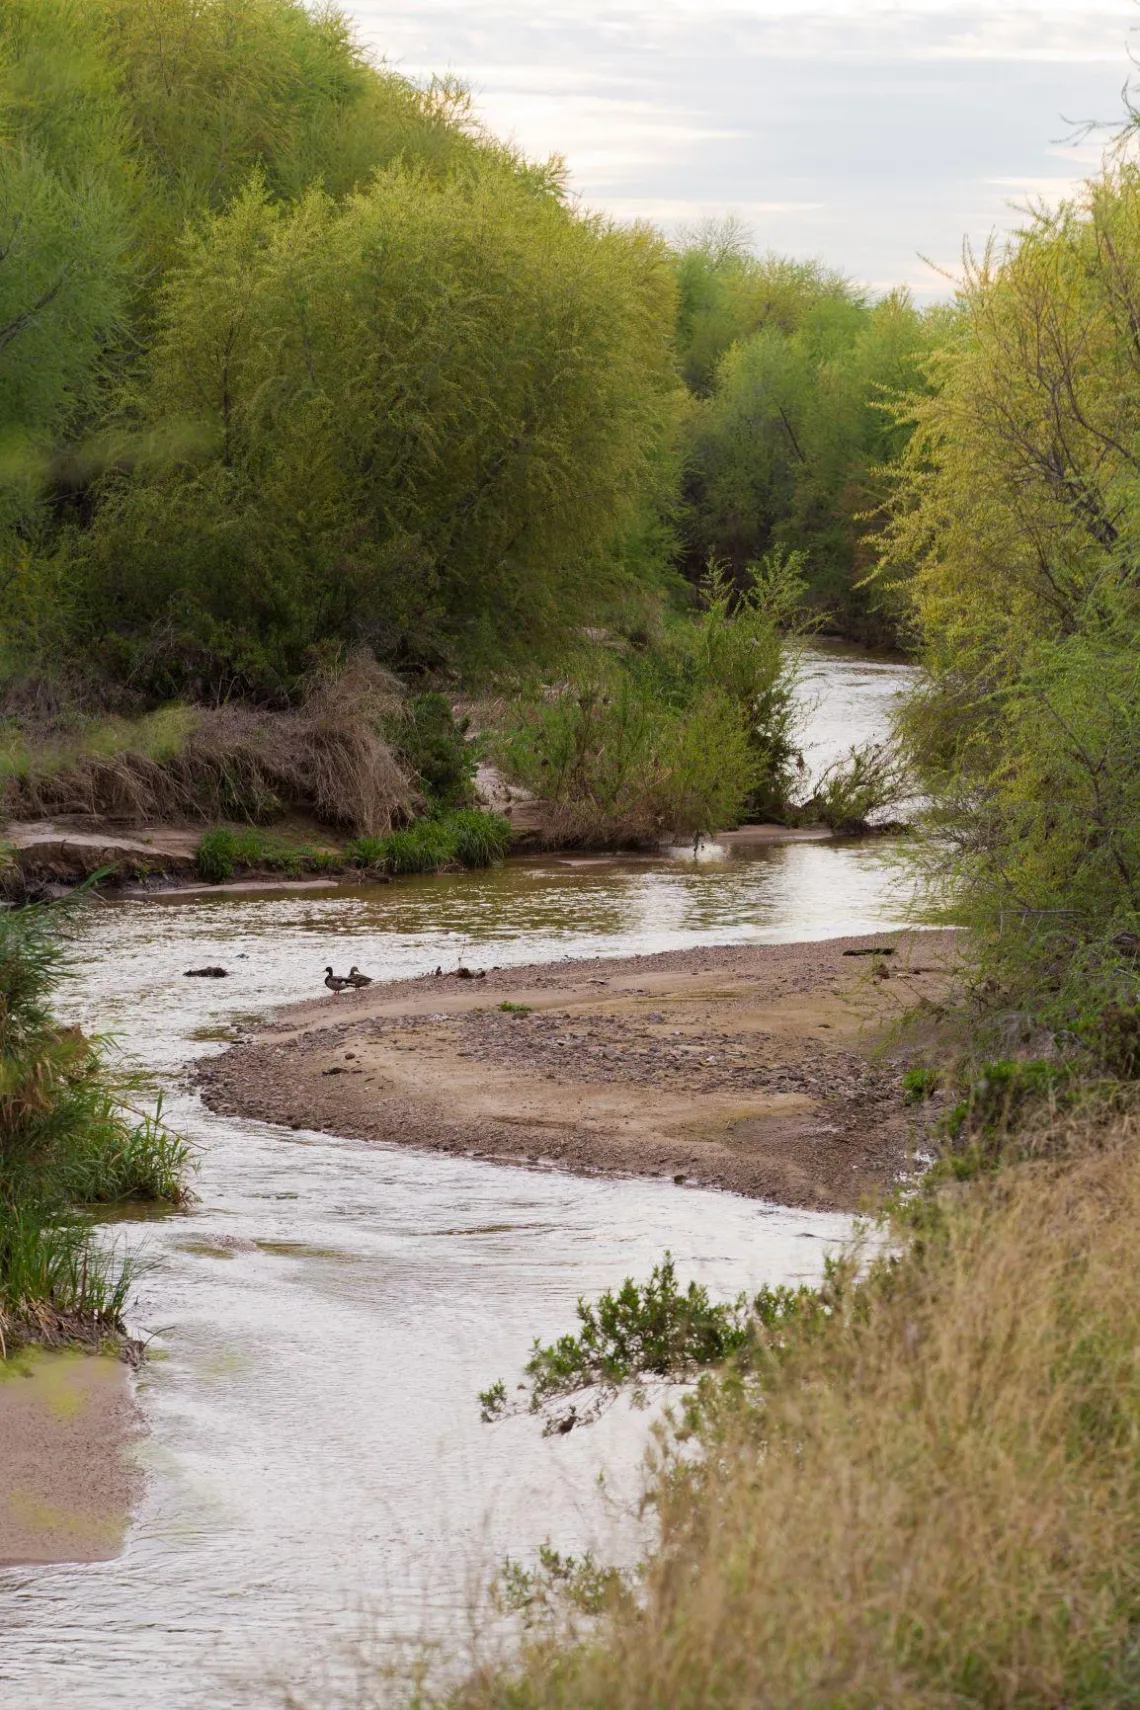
[0,0,948,736]
[673,224,944,640]
[882,164,1140,1043]
[0,0,679,702]
[497,556,807,842]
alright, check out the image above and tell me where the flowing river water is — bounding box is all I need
[1,646,917,1709]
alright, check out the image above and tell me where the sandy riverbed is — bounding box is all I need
[0,1351,140,1568]
[199,931,960,1210]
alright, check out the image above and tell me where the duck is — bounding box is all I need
[324,966,350,994]
[346,966,373,988]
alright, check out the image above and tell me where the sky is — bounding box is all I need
[344,1,1140,297]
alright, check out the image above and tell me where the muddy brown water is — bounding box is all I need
[1,647,920,1708]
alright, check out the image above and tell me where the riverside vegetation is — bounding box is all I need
[0,0,930,865]
[0,901,188,1353]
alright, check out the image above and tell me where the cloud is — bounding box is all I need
[985,173,1088,199]
[345,1,1135,293]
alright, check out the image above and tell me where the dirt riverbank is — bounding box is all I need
[199,931,960,1210]
[0,1351,140,1568]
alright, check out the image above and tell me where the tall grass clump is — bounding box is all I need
[498,556,808,845]
[341,811,511,877]
[449,809,512,869]
[435,1105,1140,1710]
[0,903,188,1349]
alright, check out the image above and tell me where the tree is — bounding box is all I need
[881,164,1140,1023]
[73,169,681,695]
[684,274,937,637]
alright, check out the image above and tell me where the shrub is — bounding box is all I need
[479,1255,760,1423]
[793,738,911,832]
[381,819,457,875]
[450,809,511,868]
[880,169,1140,1054]
[901,1065,939,1103]
[498,556,807,844]
[345,835,388,870]
[397,693,478,809]
[345,810,509,876]
[195,827,240,883]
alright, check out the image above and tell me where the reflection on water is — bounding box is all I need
[0,647,917,1710]
[69,837,918,1077]
[793,639,910,784]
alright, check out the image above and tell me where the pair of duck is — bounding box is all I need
[323,965,373,994]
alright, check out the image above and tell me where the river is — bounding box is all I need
[0,645,917,1710]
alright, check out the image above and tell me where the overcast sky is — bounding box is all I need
[345,2,1138,297]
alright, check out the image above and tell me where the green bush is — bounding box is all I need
[932,1059,1072,1180]
[345,835,388,870]
[901,1065,940,1104]
[195,826,240,882]
[345,810,510,876]
[450,809,511,867]
[485,1255,754,1417]
[498,556,807,842]
[381,819,458,875]
[397,693,478,809]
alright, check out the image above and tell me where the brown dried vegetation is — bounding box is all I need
[1,656,417,836]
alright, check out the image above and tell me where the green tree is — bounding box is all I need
[0,6,133,552]
[686,283,937,636]
[881,163,1140,1030]
[73,168,680,695]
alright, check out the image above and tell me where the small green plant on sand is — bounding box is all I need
[479,1255,827,1428]
[499,1001,533,1015]
[479,1378,508,1422]
[902,1065,940,1104]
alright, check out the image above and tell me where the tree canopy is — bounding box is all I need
[0,0,678,694]
[671,226,943,639]
[882,165,1140,1020]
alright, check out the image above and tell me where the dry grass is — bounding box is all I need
[447,1104,1140,1709]
[537,800,667,851]
[0,656,417,835]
